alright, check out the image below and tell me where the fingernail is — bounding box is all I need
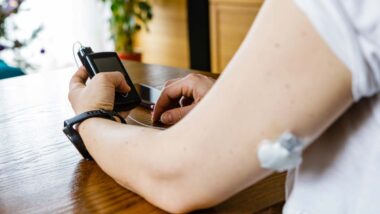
[161,113,173,124]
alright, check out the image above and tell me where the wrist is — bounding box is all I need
[78,116,122,133]
[77,111,125,134]
[63,109,126,160]
[77,117,100,134]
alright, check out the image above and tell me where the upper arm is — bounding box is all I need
[152,0,353,211]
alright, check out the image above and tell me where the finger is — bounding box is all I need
[152,77,193,122]
[163,78,181,88]
[69,66,89,90]
[160,104,195,125]
[98,72,131,93]
[108,72,131,93]
[156,78,182,109]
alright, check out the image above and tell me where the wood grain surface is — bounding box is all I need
[0,61,285,213]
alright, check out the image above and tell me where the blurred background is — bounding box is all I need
[0,0,263,79]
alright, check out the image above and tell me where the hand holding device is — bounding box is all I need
[77,46,141,111]
[68,67,131,114]
[66,67,129,160]
[152,74,215,125]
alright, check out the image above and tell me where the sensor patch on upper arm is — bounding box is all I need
[257,132,305,172]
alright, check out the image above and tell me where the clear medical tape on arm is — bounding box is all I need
[257,132,311,172]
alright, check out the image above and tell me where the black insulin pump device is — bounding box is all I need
[78,46,141,111]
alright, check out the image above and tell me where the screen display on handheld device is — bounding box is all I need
[92,56,136,94]
[93,57,126,75]
[91,54,141,111]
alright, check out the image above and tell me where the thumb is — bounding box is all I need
[160,104,194,125]
[106,72,131,93]
[116,79,131,93]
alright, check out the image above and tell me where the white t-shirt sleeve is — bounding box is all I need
[293,0,380,101]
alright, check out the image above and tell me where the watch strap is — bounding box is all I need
[63,109,126,160]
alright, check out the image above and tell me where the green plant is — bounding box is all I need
[100,0,153,54]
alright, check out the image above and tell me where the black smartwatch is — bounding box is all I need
[63,109,126,160]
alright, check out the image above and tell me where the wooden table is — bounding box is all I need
[0,61,285,213]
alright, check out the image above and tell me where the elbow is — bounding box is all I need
[155,198,194,214]
[145,168,221,213]
[115,176,198,213]
[136,168,217,213]
[115,139,220,212]
[149,184,215,214]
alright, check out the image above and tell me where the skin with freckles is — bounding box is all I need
[68,0,353,212]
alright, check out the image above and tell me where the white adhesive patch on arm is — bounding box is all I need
[257,132,305,172]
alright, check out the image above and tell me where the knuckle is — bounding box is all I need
[110,72,124,84]
[187,73,199,80]
[187,73,205,84]
[201,75,209,80]
[199,74,209,81]
[113,71,123,78]
[161,87,169,95]
[96,73,108,81]
[177,108,184,120]
[164,80,172,87]
[185,74,197,83]
[170,109,182,122]
[176,106,190,121]
[188,77,198,88]
[164,78,180,88]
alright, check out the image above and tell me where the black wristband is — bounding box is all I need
[63,109,126,160]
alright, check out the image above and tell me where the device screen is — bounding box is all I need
[92,56,137,95]
[93,57,126,75]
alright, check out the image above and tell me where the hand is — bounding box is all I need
[152,73,215,125]
[68,67,130,114]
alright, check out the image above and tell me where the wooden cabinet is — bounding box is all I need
[135,0,189,69]
[136,0,263,72]
[210,0,264,73]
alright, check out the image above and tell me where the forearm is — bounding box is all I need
[78,118,205,212]
[79,118,164,193]
[78,116,271,213]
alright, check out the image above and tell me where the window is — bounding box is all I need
[1,0,113,73]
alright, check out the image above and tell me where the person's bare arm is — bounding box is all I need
[69,0,352,212]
